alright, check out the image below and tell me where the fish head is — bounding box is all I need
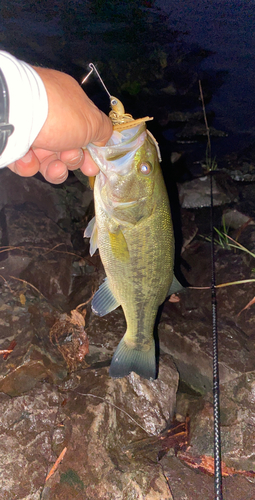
[87,125,161,225]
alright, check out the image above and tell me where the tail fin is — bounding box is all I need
[109,338,156,380]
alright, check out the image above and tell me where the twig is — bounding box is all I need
[45,446,67,481]
[9,276,46,299]
[75,289,96,311]
[199,80,211,159]
[0,274,13,292]
[76,392,152,436]
[189,279,255,290]
[237,296,255,317]
[0,244,97,268]
[42,243,65,255]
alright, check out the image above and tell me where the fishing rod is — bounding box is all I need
[199,79,223,500]
[210,170,223,500]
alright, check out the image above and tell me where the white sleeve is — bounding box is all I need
[0,51,48,168]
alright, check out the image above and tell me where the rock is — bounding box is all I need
[0,203,73,299]
[0,169,66,222]
[159,455,255,500]
[222,208,255,229]
[160,241,255,394]
[0,383,62,500]
[221,142,255,182]
[160,83,177,95]
[178,175,234,208]
[42,358,178,499]
[0,281,68,397]
[176,123,228,139]
[0,168,93,223]
[180,209,198,252]
[170,111,206,122]
[176,371,255,473]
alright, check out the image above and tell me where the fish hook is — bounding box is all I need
[81,63,124,113]
[81,63,154,137]
[81,63,111,99]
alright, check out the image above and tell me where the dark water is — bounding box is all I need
[0,0,255,159]
[157,0,255,140]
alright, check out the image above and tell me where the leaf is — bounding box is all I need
[49,309,89,372]
[157,415,190,461]
[3,340,17,360]
[45,447,67,481]
[168,294,181,303]
[178,453,255,478]
[19,293,26,306]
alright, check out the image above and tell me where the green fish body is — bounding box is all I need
[85,124,174,379]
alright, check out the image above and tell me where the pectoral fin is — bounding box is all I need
[84,216,98,256]
[109,229,130,262]
[92,278,120,317]
[167,274,184,296]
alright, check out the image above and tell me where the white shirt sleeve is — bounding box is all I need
[0,51,48,168]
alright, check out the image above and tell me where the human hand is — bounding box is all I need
[7,146,101,183]
[7,67,112,183]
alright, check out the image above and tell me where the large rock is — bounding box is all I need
[160,241,255,394]
[178,175,233,208]
[0,202,73,299]
[43,358,179,499]
[0,383,61,500]
[0,168,93,222]
[0,281,68,397]
[176,371,255,473]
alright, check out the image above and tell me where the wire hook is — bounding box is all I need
[81,63,111,99]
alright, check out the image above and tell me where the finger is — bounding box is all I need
[11,149,40,177]
[60,149,84,170]
[39,156,69,184]
[91,110,113,147]
[80,149,100,176]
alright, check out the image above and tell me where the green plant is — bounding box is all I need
[202,216,231,249]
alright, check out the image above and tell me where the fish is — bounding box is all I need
[84,99,177,379]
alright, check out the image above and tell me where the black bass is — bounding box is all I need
[84,102,175,379]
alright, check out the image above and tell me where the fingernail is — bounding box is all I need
[20,150,33,163]
[56,172,68,182]
[66,150,83,167]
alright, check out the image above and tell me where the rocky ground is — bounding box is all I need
[1,3,255,499]
[0,147,255,499]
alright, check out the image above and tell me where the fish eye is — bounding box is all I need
[139,162,152,175]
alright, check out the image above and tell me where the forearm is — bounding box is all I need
[0,51,48,168]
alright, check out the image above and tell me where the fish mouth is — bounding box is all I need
[109,198,139,208]
[108,194,148,207]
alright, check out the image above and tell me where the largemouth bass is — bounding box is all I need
[84,103,176,379]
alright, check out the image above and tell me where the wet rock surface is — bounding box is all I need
[1,167,255,499]
[1,3,255,497]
